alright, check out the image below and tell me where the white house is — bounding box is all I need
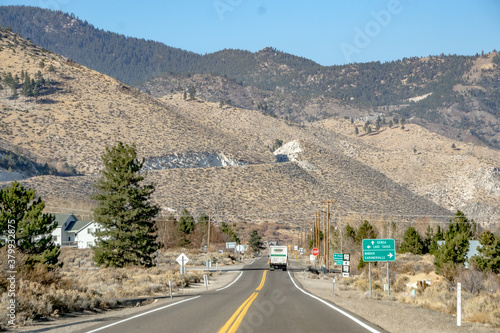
[52,214,99,248]
[52,213,79,246]
[74,221,101,249]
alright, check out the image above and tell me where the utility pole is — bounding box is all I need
[316,212,320,250]
[323,210,327,265]
[321,200,335,271]
[207,209,211,253]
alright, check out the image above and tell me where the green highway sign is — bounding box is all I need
[334,253,343,265]
[362,239,396,262]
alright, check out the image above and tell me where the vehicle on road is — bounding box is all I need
[269,245,288,271]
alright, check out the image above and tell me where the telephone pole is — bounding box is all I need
[321,200,335,271]
[207,209,211,252]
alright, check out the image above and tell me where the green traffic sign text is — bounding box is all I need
[362,239,395,262]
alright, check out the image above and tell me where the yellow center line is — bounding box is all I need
[218,270,268,333]
[255,270,267,291]
[218,292,258,333]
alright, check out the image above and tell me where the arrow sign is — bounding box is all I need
[176,253,190,265]
[362,239,396,262]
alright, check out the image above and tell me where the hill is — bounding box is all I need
[1,6,499,149]
[0,26,471,231]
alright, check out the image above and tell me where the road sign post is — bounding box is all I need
[362,239,395,297]
[362,239,395,262]
[334,253,343,265]
[176,253,190,292]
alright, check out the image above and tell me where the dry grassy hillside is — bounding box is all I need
[316,118,500,227]
[0,28,273,175]
[1,28,490,228]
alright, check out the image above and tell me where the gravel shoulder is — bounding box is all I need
[290,263,497,333]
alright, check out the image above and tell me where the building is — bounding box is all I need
[52,213,99,248]
[74,220,100,249]
[52,213,78,246]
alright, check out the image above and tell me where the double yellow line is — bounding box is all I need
[218,271,267,333]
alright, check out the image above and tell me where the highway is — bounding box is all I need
[79,257,385,333]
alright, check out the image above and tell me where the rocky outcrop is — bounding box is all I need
[144,152,248,170]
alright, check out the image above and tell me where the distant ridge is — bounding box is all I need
[1,6,498,148]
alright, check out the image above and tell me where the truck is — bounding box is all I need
[269,245,288,271]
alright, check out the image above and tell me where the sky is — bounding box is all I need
[2,0,500,66]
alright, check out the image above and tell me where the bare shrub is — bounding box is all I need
[464,290,500,326]
[457,264,485,294]
[393,275,409,293]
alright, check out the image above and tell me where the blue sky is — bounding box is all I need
[2,0,500,66]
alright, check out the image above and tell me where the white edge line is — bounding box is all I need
[216,271,243,291]
[287,271,382,333]
[85,296,200,333]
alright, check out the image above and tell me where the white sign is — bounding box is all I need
[294,245,298,251]
[342,272,350,278]
[310,255,316,261]
[176,253,189,266]
[343,261,350,266]
[226,242,237,249]
[236,244,248,253]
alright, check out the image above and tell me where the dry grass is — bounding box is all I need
[0,247,239,328]
[389,254,500,327]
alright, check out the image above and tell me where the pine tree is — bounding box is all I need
[399,226,424,254]
[92,142,159,267]
[176,209,195,246]
[188,85,196,100]
[345,224,356,241]
[355,220,377,245]
[423,225,434,254]
[0,181,59,267]
[429,225,444,254]
[446,210,479,240]
[22,74,33,97]
[434,211,476,275]
[471,230,500,273]
[248,229,264,253]
[434,233,469,275]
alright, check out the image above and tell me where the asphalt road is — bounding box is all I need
[79,257,386,333]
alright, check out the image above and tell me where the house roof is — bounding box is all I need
[73,220,95,234]
[54,213,77,228]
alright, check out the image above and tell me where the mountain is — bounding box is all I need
[0,26,470,228]
[1,6,499,150]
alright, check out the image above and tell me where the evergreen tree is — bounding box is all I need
[177,209,195,246]
[188,85,196,100]
[434,211,477,275]
[248,229,264,253]
[220,222,239,242]
[423,225,434,253]
[434,232,469,274]
[399,226,424,254]
[0,181,59,267]
[22,73,33,97]
[471,230,500,273]
[92,142,159,267]
[345,223,356,241]
[429,225,444,254]
[355,220,377,245]
[448,210,479,239]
